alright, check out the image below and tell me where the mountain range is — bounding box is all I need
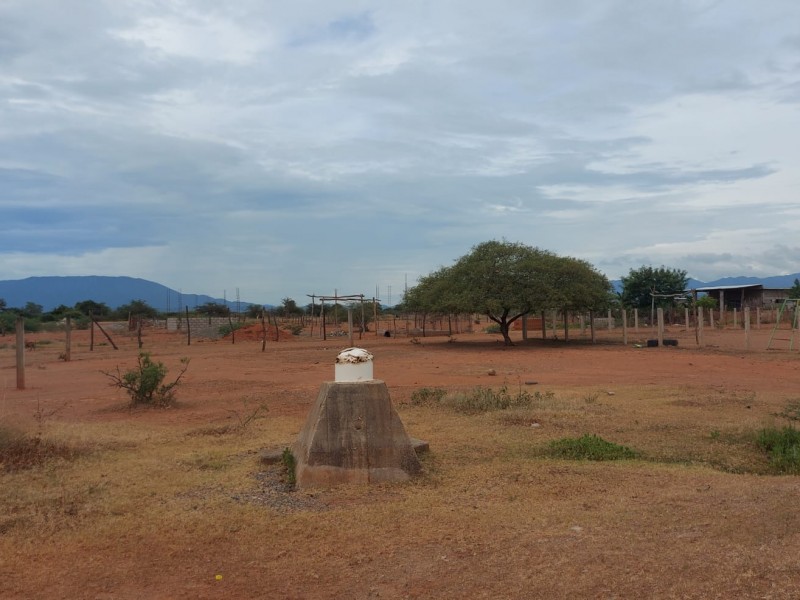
[0,276,264,312]
[1,273,799,312]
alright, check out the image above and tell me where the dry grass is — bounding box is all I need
[3,330,800,598]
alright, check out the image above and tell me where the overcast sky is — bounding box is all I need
[2,1,799,304]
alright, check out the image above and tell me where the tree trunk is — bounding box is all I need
[500,320,513,345]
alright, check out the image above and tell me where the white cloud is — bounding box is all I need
[1,0,800,301]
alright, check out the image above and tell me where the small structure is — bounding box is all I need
[696,284,792,310]
[292,348,422,488]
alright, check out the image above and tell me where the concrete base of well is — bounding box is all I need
[293,380,422,489]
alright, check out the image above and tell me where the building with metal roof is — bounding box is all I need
[694,284,791,309]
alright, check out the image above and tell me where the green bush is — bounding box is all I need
[103,352,189,407]
[756,426,800,474]
[543,434,639,461]
[281,448,297,486]
[484,323,501,334]
[284,324,303,336]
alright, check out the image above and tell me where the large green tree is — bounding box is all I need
[620,266,688,310]
[196,302,230,317]
[276,297,304,317]
[116,299,159,320]
[74,299,111,317]
[406,240,610,345]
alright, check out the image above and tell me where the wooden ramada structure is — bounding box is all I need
[695,284,792,310]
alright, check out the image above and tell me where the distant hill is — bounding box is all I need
[696,274,800,288]
[0,276,265,312]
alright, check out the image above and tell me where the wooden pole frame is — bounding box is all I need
[307,292,371,342]
[90,314,118,350]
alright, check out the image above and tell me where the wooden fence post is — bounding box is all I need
[744,307,751,351]
[657,308,665,347]
[65,316,72,362]
[16,317,25,390]
[697,306,704,347]
[622,309,628,345]
[91,317,118,350]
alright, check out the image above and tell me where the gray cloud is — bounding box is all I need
[1,0,799,302]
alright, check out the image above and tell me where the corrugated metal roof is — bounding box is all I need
[695,284,763,291]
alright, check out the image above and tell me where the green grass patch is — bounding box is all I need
[756,426,800,474]
[543,434,639,461]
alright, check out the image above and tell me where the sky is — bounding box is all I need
[2,1,800,305]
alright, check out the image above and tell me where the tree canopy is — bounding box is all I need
[276,297,304,317]
[196,302,230,317]
[790,278,800,299]
[619,266,689,311]
[116,299,159,319]
[405,240,611,345]
[74,299,111,317]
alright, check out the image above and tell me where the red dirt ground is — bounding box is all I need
[2,320,800,598]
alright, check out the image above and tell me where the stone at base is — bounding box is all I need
[293,380,421,489]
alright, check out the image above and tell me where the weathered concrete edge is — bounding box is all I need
[260,438,430,466]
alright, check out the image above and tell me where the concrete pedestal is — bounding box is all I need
[293,380,421,488]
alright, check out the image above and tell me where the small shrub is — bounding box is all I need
[583,392,599,404]
[410,385,554,414]
[103,352,189,407]
[281,448,296,486]
[445,385,535,415]
[543,434,639,461]
[484,324,501,334]
[227,400,269,431]
[285,324,303,336]
[756,426,800,474]
[410,387,447,406]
